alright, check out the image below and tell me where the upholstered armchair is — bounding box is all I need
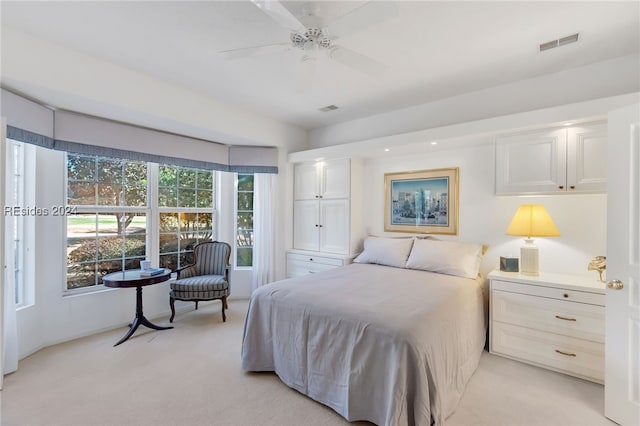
[169,241,231,323]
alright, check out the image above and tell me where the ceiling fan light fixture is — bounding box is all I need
[290,29,331,50]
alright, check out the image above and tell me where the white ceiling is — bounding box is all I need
[2,1,639,131]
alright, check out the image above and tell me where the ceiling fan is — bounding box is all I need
[219,0,398,80]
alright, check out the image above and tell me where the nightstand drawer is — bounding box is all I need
[287,252,344,267]
[287,259,339,278]
[492,322,604,383]
[492,290,605,342]
[492,280,604,306]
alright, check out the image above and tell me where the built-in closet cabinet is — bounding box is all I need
[495,122,607,195]
[289,158,363,278]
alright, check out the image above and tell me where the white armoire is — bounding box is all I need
[288,157,363,278]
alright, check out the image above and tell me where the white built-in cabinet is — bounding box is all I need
[495,122,607,195]
[289,158,363,278]
[489,270,605,384]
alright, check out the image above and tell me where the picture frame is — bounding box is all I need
[384,167,459,235]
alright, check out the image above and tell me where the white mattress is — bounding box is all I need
[241,263,487,426]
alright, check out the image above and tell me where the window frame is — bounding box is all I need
[63,156,217,294]
[155,163,217,272]
[235,173,254,269]
[9,140,36,308]
[64,154,149,293]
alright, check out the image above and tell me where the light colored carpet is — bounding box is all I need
[1,299,614,426]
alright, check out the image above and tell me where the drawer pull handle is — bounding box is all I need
[555,315,577,322]
[555,349,576,357]
[563,293,569,298]
[308,271,316,274]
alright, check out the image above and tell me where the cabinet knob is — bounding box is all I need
[319,224,323,227]
[309,258,313,261]
[315,224,319,227]
[558,185,564,189]
[315,195,319,198]
[607,279,624,290]
[569,185,575,190]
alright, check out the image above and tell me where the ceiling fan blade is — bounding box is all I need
[327,46,384,76]
[325,1,399,39]
[251,0,306,33]
[219,42,291,60]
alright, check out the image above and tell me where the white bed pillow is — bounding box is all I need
[405,238,483,279]
[353,236,415,268]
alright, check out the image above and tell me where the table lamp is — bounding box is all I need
[506,204,560,275]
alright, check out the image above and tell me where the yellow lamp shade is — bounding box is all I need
[506,205,560,238]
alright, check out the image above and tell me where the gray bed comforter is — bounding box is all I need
[241,263,486,426]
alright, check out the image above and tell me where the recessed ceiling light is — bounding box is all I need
[430,141,438,145]
[384,148,390,152]
[564,122,573,126]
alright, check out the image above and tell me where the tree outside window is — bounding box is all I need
[236,174,254,267]
[66,154,148,290]
[158,165,215,271]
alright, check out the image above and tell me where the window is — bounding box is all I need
[158,164,215,271]
[236,173,254,267]
[9,141,25,304]
[66,155,148,290]
[65,156,216,291]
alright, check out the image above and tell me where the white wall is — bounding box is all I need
[309,54,640,149]
[361,143,607,279]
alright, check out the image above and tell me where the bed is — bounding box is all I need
[241,237,487,426]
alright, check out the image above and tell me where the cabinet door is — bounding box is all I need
[294,162,320,200]
[567,123,607,192]
[321,158,350,199]
[293,200,319,251]
[496,129,567,194]
[319,199,349,254]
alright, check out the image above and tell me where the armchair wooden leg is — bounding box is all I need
[169,297,176,323]
[221,296,227,322]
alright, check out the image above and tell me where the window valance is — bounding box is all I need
[1,89,278,173]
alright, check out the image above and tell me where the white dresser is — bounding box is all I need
[286,250,355,278]
[488,270,606,383]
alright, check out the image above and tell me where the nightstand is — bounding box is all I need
[488,270,606,383]
[286,249,355,278]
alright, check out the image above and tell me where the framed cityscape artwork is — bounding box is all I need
[384,167,459,234]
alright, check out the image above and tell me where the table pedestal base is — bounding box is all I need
[114,286,173,346]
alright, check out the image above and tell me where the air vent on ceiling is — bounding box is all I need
[539,33,579,52]
[319,105,339,112]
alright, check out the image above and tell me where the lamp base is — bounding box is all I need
[520,239,539,276]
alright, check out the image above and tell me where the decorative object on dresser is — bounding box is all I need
[587,255,606,282]
[499,256,519,272]
[384,167,459,235]
[488,270,605,383]
[506,204,560,276]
